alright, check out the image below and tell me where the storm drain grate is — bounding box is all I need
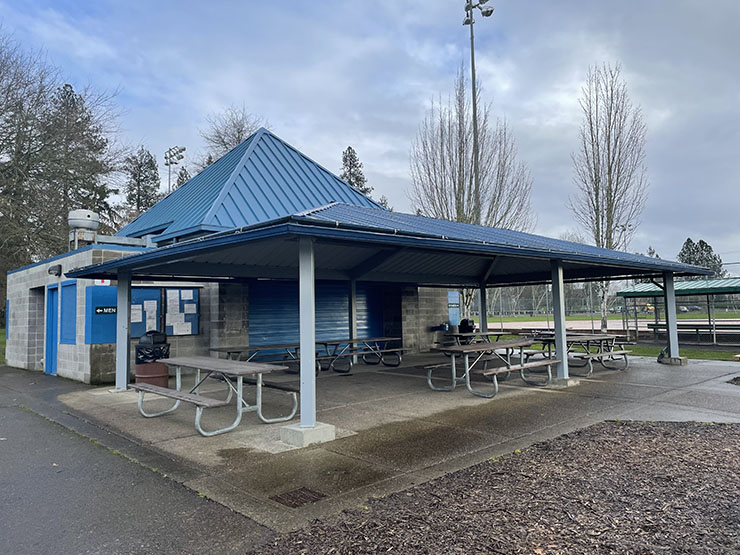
[270,487,327,508]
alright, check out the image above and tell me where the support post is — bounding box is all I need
[298,238,316,428]
[707,294,716,345]
[662,271,685,364]
[479,285,488,332]
[281,238,336,447]
[653,296,659,340]
[551,260,569,381]
[115,271,132,391]
[349,279,358,363]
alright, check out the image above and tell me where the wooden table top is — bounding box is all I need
[163,356,287,375]
[445,331,508,338]
[319,337,401,346]
[209,343,300,353]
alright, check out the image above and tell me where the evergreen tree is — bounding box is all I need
[677,238,725,278]
[378,195,392,211]
[36,83,118,254]
[340,146,372,196]
[175,165,191,188]
[122,146,160,213]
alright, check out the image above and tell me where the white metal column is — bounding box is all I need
[478,286,488,332]
[299,238,317,428]
[349,279,358,364]
[551,260,569,380]
[115,271,132,391]
[663,271,680,358]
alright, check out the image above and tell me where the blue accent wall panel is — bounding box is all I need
[448,291,461,326]
[85,286,117,344]
[60,280,77,344]
[248,280,383,348]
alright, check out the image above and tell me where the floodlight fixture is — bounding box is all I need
[164,145,187,192]
[461,0,494,226]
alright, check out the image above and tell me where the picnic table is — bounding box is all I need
[445,330,510,345]
[534,333,631,377]
[428,339,559,399]
[318,336,403,372]
[210,343,301,363]
[211,337,404,374]
[130,356,297,437]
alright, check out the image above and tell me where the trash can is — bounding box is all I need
[135,330,170,388]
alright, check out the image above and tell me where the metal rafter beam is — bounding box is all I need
[478,256,500,284]
[348,248,405,280]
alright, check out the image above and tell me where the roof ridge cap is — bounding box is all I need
[200,128,267,226]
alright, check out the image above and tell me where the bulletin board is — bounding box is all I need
[165,288,199,336]
[130,288,162,338]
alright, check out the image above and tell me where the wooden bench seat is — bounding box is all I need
[131,383,228,408]
[482,359,560,376]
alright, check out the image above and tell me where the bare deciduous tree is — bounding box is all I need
[409,68,534,232]
[409,67,534,318]
[569,63,648,331]
[199,104,268,162]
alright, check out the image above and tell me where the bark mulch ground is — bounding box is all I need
[253,421,740,554]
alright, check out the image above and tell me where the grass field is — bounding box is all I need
[488,312,740,323]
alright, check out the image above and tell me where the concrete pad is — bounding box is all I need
[660,356,688,366]
[613,402,740,423]
[324,418,499,472]
[559,379,672,401]
[646,389,740,415]
[281,422,336,447]
[222,446,395,499]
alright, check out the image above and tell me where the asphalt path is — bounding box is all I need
[0,369,275,554]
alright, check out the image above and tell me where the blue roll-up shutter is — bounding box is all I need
[249,280,382,346]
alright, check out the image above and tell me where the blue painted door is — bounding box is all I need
[46,286,59,375]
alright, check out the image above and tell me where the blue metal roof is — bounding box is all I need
[117,128,381,243]
[69,203,711,283]
[296,203,711,274]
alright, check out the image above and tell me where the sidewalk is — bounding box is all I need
[5,355,740,533]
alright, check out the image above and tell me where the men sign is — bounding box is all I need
[95,306,117,315]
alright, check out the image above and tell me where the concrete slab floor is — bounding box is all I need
[49,355,740,532]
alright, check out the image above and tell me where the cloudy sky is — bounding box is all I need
[1,1,738,268]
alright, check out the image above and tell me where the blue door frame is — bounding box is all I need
[46,285,59,375]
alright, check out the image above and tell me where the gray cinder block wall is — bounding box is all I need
[401,287,450,352]
[6,247,139,383]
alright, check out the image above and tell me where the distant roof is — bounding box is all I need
[69,202,711,285]
[117,128,381,243]
[617,277,740,298]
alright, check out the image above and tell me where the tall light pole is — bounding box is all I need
[164,146,186,193]
[463,1,494,226]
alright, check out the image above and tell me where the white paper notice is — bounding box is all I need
[181,289,193,300]
[143,300,157,313]
[169,313,185,325]
[146,316,157,331]
[183,303,197,314]
[166,290,179,303]
[173,322,191,335]
[131,305,143,323]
